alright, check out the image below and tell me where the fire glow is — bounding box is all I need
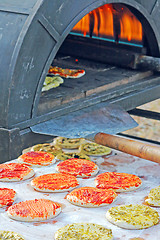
[71,4,143,47]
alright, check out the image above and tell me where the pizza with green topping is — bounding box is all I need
[0,230,25,240]
[79,142,111,156]
[55,151,91,161]
[53,137,86,149]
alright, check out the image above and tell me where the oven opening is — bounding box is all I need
[37,3,156,116]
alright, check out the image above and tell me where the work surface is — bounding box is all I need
[0,150,160,240]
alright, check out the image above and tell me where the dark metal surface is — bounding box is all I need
[31,103,138,138]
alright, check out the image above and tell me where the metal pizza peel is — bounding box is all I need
[31,102,137,139]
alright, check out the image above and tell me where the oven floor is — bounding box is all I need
[37,55,153,115]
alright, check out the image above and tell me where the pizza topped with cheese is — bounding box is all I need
[31,143,62,155]
[48,66,85,78]
[106,204,159,229]
[66,187,117,207]
[95,172,142,192]
[0,188,17,207]
[0,163,34,182]
[145,185,160,207]
[7,199,61,222]
[56,158,99,177]
[53,137,85,149]
[55,151,91,161]
[79,142,112,156]
[18,151,55,167]
[31,173,79,192]
[0,230,25,240]
[55,223,113,240]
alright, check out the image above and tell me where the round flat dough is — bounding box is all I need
[55,151,91,161]
[18,151,55,167]
[0,163,34,182]
[31,143,62,155]
[31,173,79,192]
[0,230,25,240]
[145,186,160,207]
[53,137,85,149]
[56,158,99,177]
[95,172,142,192]
[106,204,159,229]
[0,188,17,207]
[66,187,117,207]
[79,142,111,156]
[7,199,61,222]
[55,223,113,240]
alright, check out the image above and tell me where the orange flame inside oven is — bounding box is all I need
[71,4,143,45]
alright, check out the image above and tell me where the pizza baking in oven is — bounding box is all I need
[55,223,113,240]
[0,163,34,182]
[56,158,99,177]
[95,172,142,192]
[106,204,159,229]
[53,137,85,149]
[31,173,79,192]
[18,151,55,167]
[79,142,112,156]
[145,185,160,207]
[66,187,117,207]
[0,188,17,207]
[48,66,85,78]
[7,199,61,222]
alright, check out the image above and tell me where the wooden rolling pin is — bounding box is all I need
[94,132,160,164]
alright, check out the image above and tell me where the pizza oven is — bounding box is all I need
[1,0,160,162]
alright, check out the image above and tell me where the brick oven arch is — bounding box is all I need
[0,0,159,129]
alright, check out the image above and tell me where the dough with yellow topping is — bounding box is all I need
[31,143,62,155]
[55,151,91,161]
[0,230,25,240]
[106,204,159,229]
[145,186,160,207]
[55,223,113,240]
[79,142,111,156]
[53,137,85,149]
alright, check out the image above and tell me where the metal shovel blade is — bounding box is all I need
[31,102,138,138]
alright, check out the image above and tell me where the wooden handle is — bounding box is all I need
[95,132,160,164]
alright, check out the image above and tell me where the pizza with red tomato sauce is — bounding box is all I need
[95,172,142,192]
[0,188,17,207]
[56,158,99,177]
[48,66,85,78]
[66,187,117,207]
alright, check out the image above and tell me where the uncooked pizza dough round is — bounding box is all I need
[79,142,111,156]
[66,187,117,207]
[56,158,99,177]
[31,173,79,192]
[95,172,142,192]
[0,163,34,182]
[18,151,55,167]
[0,188,17,207]
[55,222,113,240]
[7,199,61,222]
[145,185,160,206]
[106,204,159,229]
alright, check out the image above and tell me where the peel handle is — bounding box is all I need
[95,132,160,164]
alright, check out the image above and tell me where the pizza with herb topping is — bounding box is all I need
[95,172,142,192]
[53,137,85,149]
[31,173,79,192]
[79,142,111,156]
[106,204,159,229]
[56,158,99,177]
[0,188,17,207]
[145,185,160,207]
[48,66,85,78]
[0,230,25,240]
[7,199,61,222]
[55,151,91,161]
[18,151,55,167]
[0,163,34,182]
[55,223,113,240]
[66,187,117,207]
[31,143,62,155]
